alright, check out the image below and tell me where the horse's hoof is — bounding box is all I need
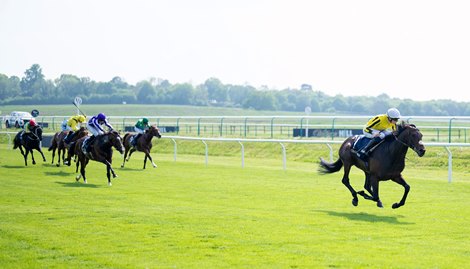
[56,164,60,167]
[392,203,401,209]
[84,180,87,184]
[352,198,358,206]
[75,175,80,181]
[377,201,384,208]
[108,182,112,186]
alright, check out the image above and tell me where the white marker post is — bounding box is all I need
[305,106,311,137]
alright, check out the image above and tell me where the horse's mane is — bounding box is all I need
[397,122,417,136]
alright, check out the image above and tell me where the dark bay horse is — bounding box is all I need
[319,122,426,209]
[59,127,89,166]
[48,131,68,166]
[73,130,124,186]
[13,126,46,166]
[121,125,162,169]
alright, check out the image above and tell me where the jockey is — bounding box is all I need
[84,113,113,151]
[356,108,401,160]
[21,119,37,141]
[131,118,150,146]
[64,115,87,143]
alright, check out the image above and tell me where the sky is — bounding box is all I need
[1,0,470,102]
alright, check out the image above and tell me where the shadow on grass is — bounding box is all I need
[45,171,74,176]
[315,210,414,225]
[55,181,100,188]
[2,165,27,169]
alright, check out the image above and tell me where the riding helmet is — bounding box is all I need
[29,119,37,126]
[387,108,401,120]
[97,113,106,121]
[77,115,86,122]
[142,118,149,124]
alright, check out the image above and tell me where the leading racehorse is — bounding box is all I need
[73,130,124,186]
[13,125,47,166]
[318,122,426,209]
[121,125,162,169]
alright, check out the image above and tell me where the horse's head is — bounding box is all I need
[108,130,124,154]
[148,125,162,139]
[396,122,426,157]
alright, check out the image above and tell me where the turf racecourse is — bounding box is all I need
[1,144,469,268]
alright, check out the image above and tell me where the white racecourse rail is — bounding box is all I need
[0,131,467,182]
[162,135,469,183]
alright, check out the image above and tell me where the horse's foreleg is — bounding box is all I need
[29,150,36,165]
[106,165,112,186]
[79,160,87,184]
[341,165,359,206]
[391,176,410,209]
[104,160,117,178]
[121,148,129,168]
[37,147,46,162]
[146,151,157,168]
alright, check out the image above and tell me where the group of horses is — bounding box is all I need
[13,121,426,209]
[13,125,162,186]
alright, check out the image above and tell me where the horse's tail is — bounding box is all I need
[48,136,57,151]
[318,157,343,174]
[13,133,20,149]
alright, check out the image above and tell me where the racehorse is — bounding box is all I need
[13,125,46,166]
[60,127,89,166]
[318,122,426,209]
[121,125,162,169]
[48,131,68,166]
[73,130,124,186]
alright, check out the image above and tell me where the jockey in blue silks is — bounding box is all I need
[83,113,113,153]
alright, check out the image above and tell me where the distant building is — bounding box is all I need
[301,84,312,91]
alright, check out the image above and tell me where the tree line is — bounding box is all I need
[1,64,470,116]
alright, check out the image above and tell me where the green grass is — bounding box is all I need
[1,143,470,268]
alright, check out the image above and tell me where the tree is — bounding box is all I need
[205,78,228,103]
[20,64,46,97]
[136,81,155,103]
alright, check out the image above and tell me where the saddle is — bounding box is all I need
[352,135,371,152]
[352,135,385,154]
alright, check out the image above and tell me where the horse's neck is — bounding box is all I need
[143,133,153,142]
[385,138,409,160]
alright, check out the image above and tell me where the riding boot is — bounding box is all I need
[64,131,73,143]
[357,137,381,159]
[132,134,141,147]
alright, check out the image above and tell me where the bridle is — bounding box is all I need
[394,126,419,151]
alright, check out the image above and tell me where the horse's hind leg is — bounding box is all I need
[341,164,359,206]
[391,176,410,209]
[51,148,56,164]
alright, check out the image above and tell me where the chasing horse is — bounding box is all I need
[319,121,426,209]
[56,127,89,166]
[121,125,162,169]
[73,130,124,186]
[13,119,46,166]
